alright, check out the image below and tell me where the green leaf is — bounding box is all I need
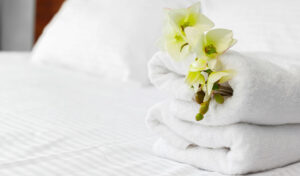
[195,113,204,121]
[214,94,224,104]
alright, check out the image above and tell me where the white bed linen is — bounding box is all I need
[0,52,300,176]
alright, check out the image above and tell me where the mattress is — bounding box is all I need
[0,52,299,176]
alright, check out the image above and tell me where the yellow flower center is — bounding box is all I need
[181,21,190,31]
[204,44,217,55]
[180,14,197,31]
[174,35,184,42]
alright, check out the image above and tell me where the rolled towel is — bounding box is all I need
[148,51,300,125]
[146,101,300,175]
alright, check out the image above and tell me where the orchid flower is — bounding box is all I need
[204,29,237,57]
[186,28,236,69]
[185,58,207,92]
[167,2,214,33]
[185,71,205,92]
[189,58,207,72]
[162,27,191,60]
[162,2,214,60]
[162,3,237,121]
[203,70,235,101]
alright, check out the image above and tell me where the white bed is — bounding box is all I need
[0,52,300,176]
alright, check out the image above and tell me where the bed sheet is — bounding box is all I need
[0,52,299,176]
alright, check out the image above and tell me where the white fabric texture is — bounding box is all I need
[148,51,300,126]
[1,53,300,175]
[31,0,200,84]
[146,51,300,174]
[200,0,300,55]
[146,102,300,175]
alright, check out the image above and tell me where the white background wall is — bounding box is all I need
[0,0,35,51]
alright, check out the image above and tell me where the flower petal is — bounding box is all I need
[165,40,191,60]
[205,29,236,54]
[194,13,215,31]
[185,27,206,58]
[219,70,236,83]
[187,2,201,13]
[207,71,231,95]
[207,58,217,70]
[163,27,191,60]
[185,71,205,87]
[203,92,211,102]
[167,9,186,28]
[189,58,207,72]
[167,2,213,32]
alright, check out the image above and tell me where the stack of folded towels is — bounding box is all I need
[146,50,300,175]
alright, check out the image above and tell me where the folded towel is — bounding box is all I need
[146,101,300,175]
[148,51,300,126]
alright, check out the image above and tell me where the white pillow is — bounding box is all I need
[201,0,300,55]
[32,0,200,83]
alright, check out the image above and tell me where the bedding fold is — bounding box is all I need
[146,101,300,175]
[146,50,300,175]
[148,51,300,126]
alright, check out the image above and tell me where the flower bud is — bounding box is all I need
[195,91,205,104]
[200,101,209,114]
[214,94,224,104]
[196,113,204,121]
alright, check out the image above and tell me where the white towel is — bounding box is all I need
[146,51,300,174]
[146,101,300,175]
[148,51,300,126]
